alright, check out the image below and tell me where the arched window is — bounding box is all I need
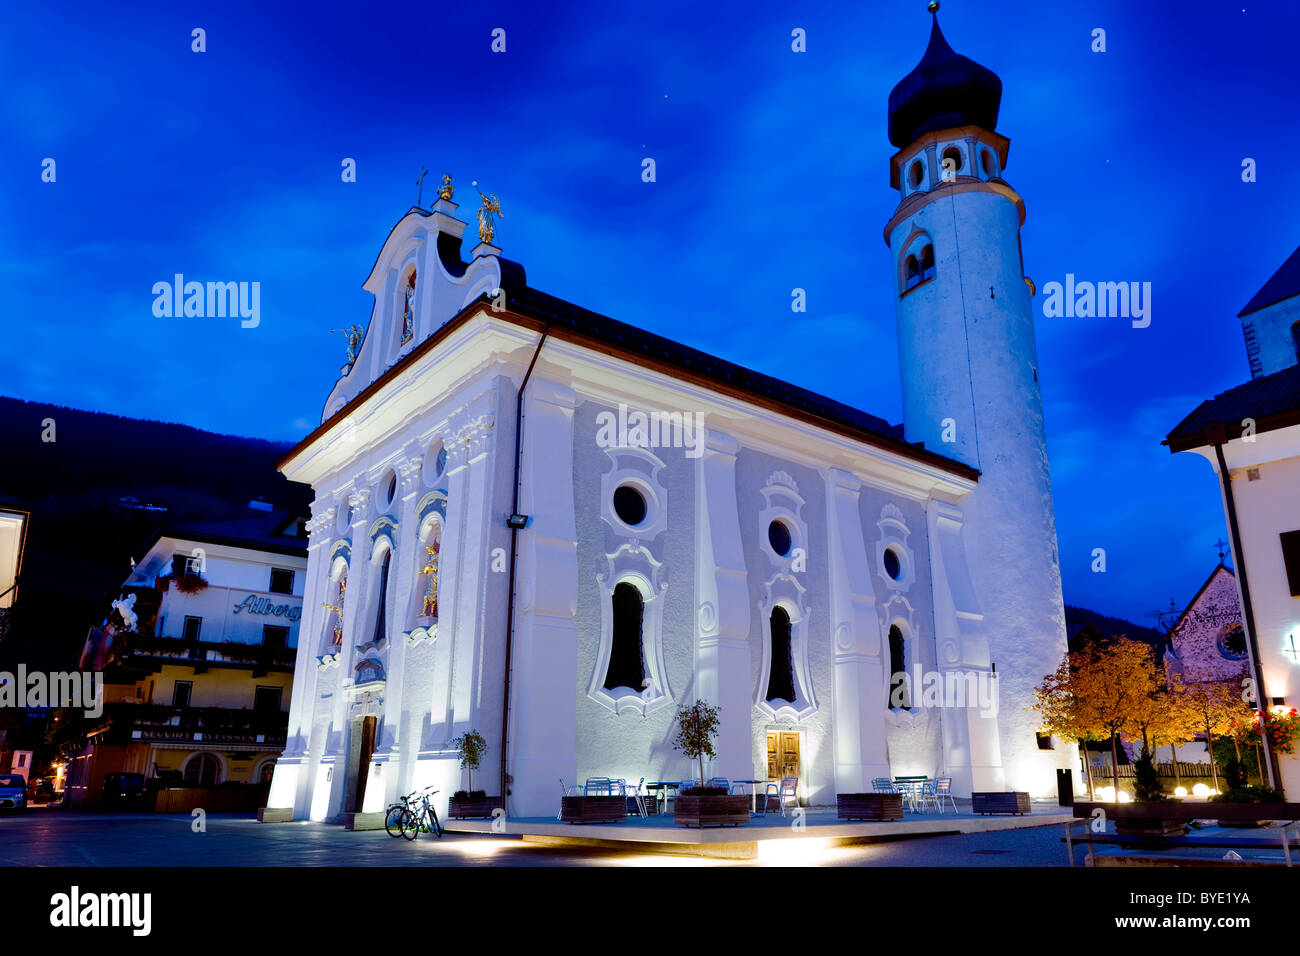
[904,255,920,290]
[604,582,647,691]
[183,753,221,786]
[258,760,276,784]
[399,267,417,344]
[888,624,910,709]
[901,235,934,293]
[766,606,796,703]
[370,550,391,645]
[919,244,935,281]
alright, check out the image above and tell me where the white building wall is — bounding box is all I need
[1200,426,1300,797]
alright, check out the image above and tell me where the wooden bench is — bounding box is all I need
[837,793,904,821]
[559,795,626,824]
[1065,801,1300,867]
[972,791,1030,815]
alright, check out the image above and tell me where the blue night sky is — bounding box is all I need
[4,1,1298,625]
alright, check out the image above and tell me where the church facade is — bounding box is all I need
[266,13,1076,822]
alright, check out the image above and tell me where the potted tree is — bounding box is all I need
[671,699,749,827]
[447,730,497,819]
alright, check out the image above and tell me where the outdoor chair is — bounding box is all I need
[872,777,897,793]
[766,776,799,815]
[916,779,939,814]
[625,777,648,817]
[584,777,614,795]
[934,776,958,814]
[706,776,730,791]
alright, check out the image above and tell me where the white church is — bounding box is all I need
[265,11,1077,823]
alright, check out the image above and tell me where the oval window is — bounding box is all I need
[883,547,903,581]
[613,485,648,526]
[768,520,792,557]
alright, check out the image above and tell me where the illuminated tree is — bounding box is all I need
[1181,678,1251,791]
[1035,637,1164,797]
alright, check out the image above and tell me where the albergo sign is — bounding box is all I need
[232,594,302,622]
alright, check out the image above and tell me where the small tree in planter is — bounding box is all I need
[673,699,720,794]
[447,730,495,819]
[452,730,487,799]
[671,700,748,827]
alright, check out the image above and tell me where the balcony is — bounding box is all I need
[102,703,288,748]
[122,634,295,675]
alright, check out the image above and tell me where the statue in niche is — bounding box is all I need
[421,540,440,618]
[322,575,347,646]
[401,269,417,343]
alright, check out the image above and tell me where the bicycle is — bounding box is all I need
[384,789,419,838]
[385,785,439,838]
[401,787,443,840]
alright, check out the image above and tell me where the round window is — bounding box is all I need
[883,547,903,581]
[613,485,648,526]
[1216,624,1247,660]
[768,520,792,557]
[908,161,924,188]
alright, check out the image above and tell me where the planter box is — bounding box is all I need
[674,794,750,828]
[559,795,626,824]
[971,791,1031,815]
[1113,817,1189,837]
[447,795,500,819]
[837,793,904,821]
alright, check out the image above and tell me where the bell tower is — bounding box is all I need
[886,4,1074,795]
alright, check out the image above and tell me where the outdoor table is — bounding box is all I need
[646,781,681,814]
[893,777,929,814]
[731,779,771,814]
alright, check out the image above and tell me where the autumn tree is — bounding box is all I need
[1181,678,1252,791]
[1035,637,1165,797]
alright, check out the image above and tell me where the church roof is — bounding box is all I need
[887,8,1002,148]
[506,284,907,442]
[1239,242,1300,316]
[136,510,308,563]
[289,277,979,481]
[1164,362,1300,451]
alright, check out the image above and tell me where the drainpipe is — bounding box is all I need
[1206,422,1280,792]
[499,325,549,811]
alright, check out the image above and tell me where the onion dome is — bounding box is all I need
[887,3,1002,148]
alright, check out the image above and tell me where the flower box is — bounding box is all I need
[837,793,904,821]
[447,793,500,819]
[673,794,750,828]
[559,795,626,824]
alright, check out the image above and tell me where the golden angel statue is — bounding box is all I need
[322,575,347,646]
[437,174,454,201]
[473,182,503,244]
[420,541,440,617]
